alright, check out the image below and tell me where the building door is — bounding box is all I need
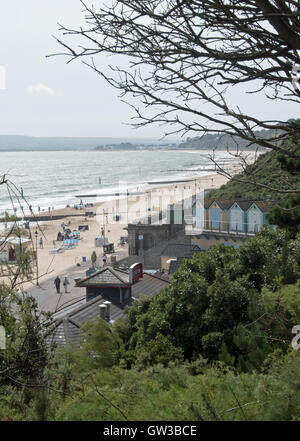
[210,207,221,229]
[248,207,262,232]
[230,207,244,231]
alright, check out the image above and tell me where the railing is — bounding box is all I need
[188,219,273,236]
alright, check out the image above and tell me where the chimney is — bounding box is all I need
[110,255,117,267]
[103,301,112,321]
[166,258,176,274]
[99,304,107,320]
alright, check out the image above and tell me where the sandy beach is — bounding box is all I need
[19,165,244,288]
[0,156,252,296]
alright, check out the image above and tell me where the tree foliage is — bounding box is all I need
[113,228,300,368]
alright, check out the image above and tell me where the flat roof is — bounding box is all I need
[5,237,31,245]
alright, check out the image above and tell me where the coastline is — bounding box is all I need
[0,152,258,305]
[0,148,252,218]
[12,164,243,292]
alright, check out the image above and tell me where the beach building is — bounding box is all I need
[229,201,248,232]
[124,194,276,270]
[193,198,233,231]
[125,222,184,260]
[168,257,187,276]
[246,201,276,233]
[48,265,169,348]
[246,202,264,232]
[190,198,277,250]
[209,200,222,229]
[0,236,32,263]
[160,243,202,272]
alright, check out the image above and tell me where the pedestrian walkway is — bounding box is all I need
[22,264,88,313]
[21,247,129,313]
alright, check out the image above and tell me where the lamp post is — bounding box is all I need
[34,230,39,286]
[102,209,106,238]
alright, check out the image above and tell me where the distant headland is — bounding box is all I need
[0,130,277,152]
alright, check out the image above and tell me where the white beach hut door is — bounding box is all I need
[248,208,261,232]
[231,206,243,231]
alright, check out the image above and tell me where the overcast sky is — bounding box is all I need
[0,1,298,139]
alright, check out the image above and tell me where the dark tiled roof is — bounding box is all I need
[75,266,130,287]
[132,273,169,299]
[48,295,127,348]
[168,257,187,275]
[204,198,277,212]
[161,243,202,258]
[187,196,277,213]
[204,198,216,209]
[229,200,253,211]
[229,199,278,212]
[255,200,277,212]
[204,198,235,210]
[49,271,169,348]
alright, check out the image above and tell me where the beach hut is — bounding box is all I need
[255,201,277,230]
[229,201,249,232]
[193,199,205,230]
[218,199,234,231]
[203,198,213,230]
[208,200,221,230]
[246,202,264,233]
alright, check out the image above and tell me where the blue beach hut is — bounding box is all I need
[208,201,221,230]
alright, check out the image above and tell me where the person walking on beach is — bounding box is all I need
[63,276,70,293]
[54,276,61,294]
[39,237,43,249]
[91,251,97,268]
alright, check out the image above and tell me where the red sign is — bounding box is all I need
[129,263,143,284]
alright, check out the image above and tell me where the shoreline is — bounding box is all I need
[0,156,256,297]
[0,150,249,218]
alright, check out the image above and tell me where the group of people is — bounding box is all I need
[56,226,72,243]
[26,205,54,214]
[54,252,108,294]
[52,216,111,296]
[54,276,70,294]
[91,250,107,267]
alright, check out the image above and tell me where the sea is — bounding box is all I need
[0,149,235,217]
